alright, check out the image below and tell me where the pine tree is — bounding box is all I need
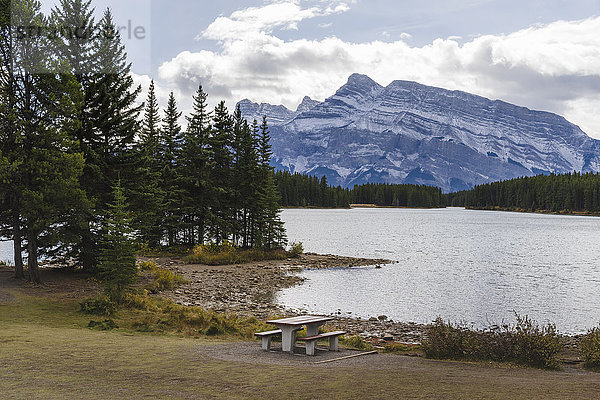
[0,0,25,277]
[231,108,259,247]
[5,0,86,283]
[133,81,164,248]
[160,92,184,246]
[140,80,160,157]
[255,117,286,248]
[99,180,137,300]
[50,0,98,272]
[82,8,142,271]
[181,85,213,245]
[208,101,234,244]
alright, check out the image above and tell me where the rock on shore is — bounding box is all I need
[139,253,427,343]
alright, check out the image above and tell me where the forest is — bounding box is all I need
[446,172,600,213]
[275,171,445,208]
[0,0,286,284]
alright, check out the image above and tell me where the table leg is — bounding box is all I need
[306,322,324,336]
[280,326,297,353]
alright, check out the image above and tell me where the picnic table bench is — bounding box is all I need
[256,315,345,355]
[297,330,346,356]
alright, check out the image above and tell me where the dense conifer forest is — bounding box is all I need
[446,172,600,213]
[0,0,286,284]
[275,171,445,208]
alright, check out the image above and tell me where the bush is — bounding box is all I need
[184,242,289,265]
[422,315,562,369]
[80,296,117,317]
[580,325,600,370]
[88,319,118,330]
[139,261,188,292]
[340,335,375,351]
[288,241,304,258]
[120,292,269,338]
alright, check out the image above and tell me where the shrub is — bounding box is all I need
[80,296,117,317]
[510,314,562,369]
[139,261,188,292]
[580,325,600,370]
[340,335,375,351]
[184,242,289,265]
[120,292,268,338]
[288,241,304,258]
[88,319,118,330]
[422,315,562,369]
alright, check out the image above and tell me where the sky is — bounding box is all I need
[40,0,600,138]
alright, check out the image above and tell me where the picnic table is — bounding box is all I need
[266,315,334,353]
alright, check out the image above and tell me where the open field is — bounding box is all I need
[2,267,600,399]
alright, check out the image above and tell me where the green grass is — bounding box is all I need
[2,290,600,399]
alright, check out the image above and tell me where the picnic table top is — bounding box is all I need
[266,315,334,326]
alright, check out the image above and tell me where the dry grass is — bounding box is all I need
[2,274,600,399]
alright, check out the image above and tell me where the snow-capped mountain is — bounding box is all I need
[237,74,600,192]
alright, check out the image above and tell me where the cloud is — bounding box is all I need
[158,3,600,138]
[200,1,350,41]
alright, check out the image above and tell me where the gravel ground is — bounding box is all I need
[199,341,415,369]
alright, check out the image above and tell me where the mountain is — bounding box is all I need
[237,96,319,125]
[237,74,600,192]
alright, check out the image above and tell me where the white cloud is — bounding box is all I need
[200,1,350,41]
[158,3,600,139]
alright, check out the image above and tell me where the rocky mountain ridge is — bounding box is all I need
[237,74,600,192]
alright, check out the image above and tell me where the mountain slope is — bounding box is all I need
[238,74,600,192]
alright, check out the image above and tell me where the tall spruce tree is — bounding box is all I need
[160,92,184,246]
[181,85,213,245]
[6,0,86,283]
[83,8,141,270]
[231,108,259,247]
[133,81,164,247]
[208,101,234,244]
[255,117,286,248]
[99,180,136,300]
[50,0,98,271]
[0,0,25,277]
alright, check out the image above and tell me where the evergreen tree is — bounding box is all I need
[50,0,98,271]
[5,0,86,283]
[231,109,259,247]
[181,85,213,245]
[160,92,184,246]
[208,101,234,244]
[133,81,164,247]
[99,180,136,300]
[82,8,142,271]
[0,0,25,277]
[140,80,160,157]
[255,117,286,248]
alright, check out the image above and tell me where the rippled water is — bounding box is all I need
[277,208,600,334]
[0,241,13,263]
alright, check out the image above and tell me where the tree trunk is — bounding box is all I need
[81,219,96,274]
[27,226,40,284]
[13,210,23,279]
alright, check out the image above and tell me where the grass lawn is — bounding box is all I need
[2,284,600,399]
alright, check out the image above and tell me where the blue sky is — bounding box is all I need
[40,0,600,138]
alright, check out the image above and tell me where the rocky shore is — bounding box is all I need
[139,253,427,344]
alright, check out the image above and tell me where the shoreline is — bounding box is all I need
[142,253,427,344]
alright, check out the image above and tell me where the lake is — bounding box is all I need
[278,207,600,334]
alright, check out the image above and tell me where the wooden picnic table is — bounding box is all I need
[266,315,334,353]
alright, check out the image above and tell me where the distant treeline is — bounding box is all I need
[274,171,445,208]
[275,171,351,207]
[446,172,600,213]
